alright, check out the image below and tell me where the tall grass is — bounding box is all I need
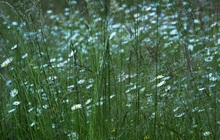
[0,0,219,139]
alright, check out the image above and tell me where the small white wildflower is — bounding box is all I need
[151,75,165,82]
[71,104,82,110]
[174,112,185,118]
[28,107,34,112]
[8,108,16,113]
[43,104,49,109]
[157,80,166,87]
[36,107,42,115]
[42,93,48,100]
[140,87,146,92]
[11,21,18,26]
[67,85,74,92]
[192,124,198,128]
[1,57,13,68]
[85,99,92,105]
[86,84,93,89]
[162,76,170,81]
[68,50,76,57]
[77,79,85,84]
[203,131,211,136]
[57,62,65,67]
[13,101,21,106]
[52,123,55,128]
[67,132,78,139]
[117,72,130,82]
[50,58,56,62]
[110,94,115,99]
[67,85,75,89]
[10,89,18,97]
[165,85,171,92]
[198,87,205,91]
[47,10,53,14]
[96,101,103,106]
[173,107,179,112]
[198,109,205,112]
[22,53,28,59]
[125,89,131,93]
[30,122,36,127]
[11,44,17,50]
[109,32,116,40]
[62,99,70,103]
[151,112,156,118]
[6,80,12,86]
[126,104,131,107]
[126,84,137,93]
[156,75,164,79]
[48,76,57,81]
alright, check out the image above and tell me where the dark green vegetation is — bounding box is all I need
[0,0,219,139]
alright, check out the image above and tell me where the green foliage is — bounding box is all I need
[0,0,219,139]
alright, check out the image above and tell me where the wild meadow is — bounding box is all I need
[0,0,219,139]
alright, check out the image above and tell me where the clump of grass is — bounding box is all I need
[0,0,219,139]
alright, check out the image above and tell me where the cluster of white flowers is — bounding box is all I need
[1,57,13,68]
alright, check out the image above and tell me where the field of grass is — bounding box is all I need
[0,0,219,139]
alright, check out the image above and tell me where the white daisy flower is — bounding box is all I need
[10,89,18,97]
[71,104,82,110]
[13,101,21,106]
